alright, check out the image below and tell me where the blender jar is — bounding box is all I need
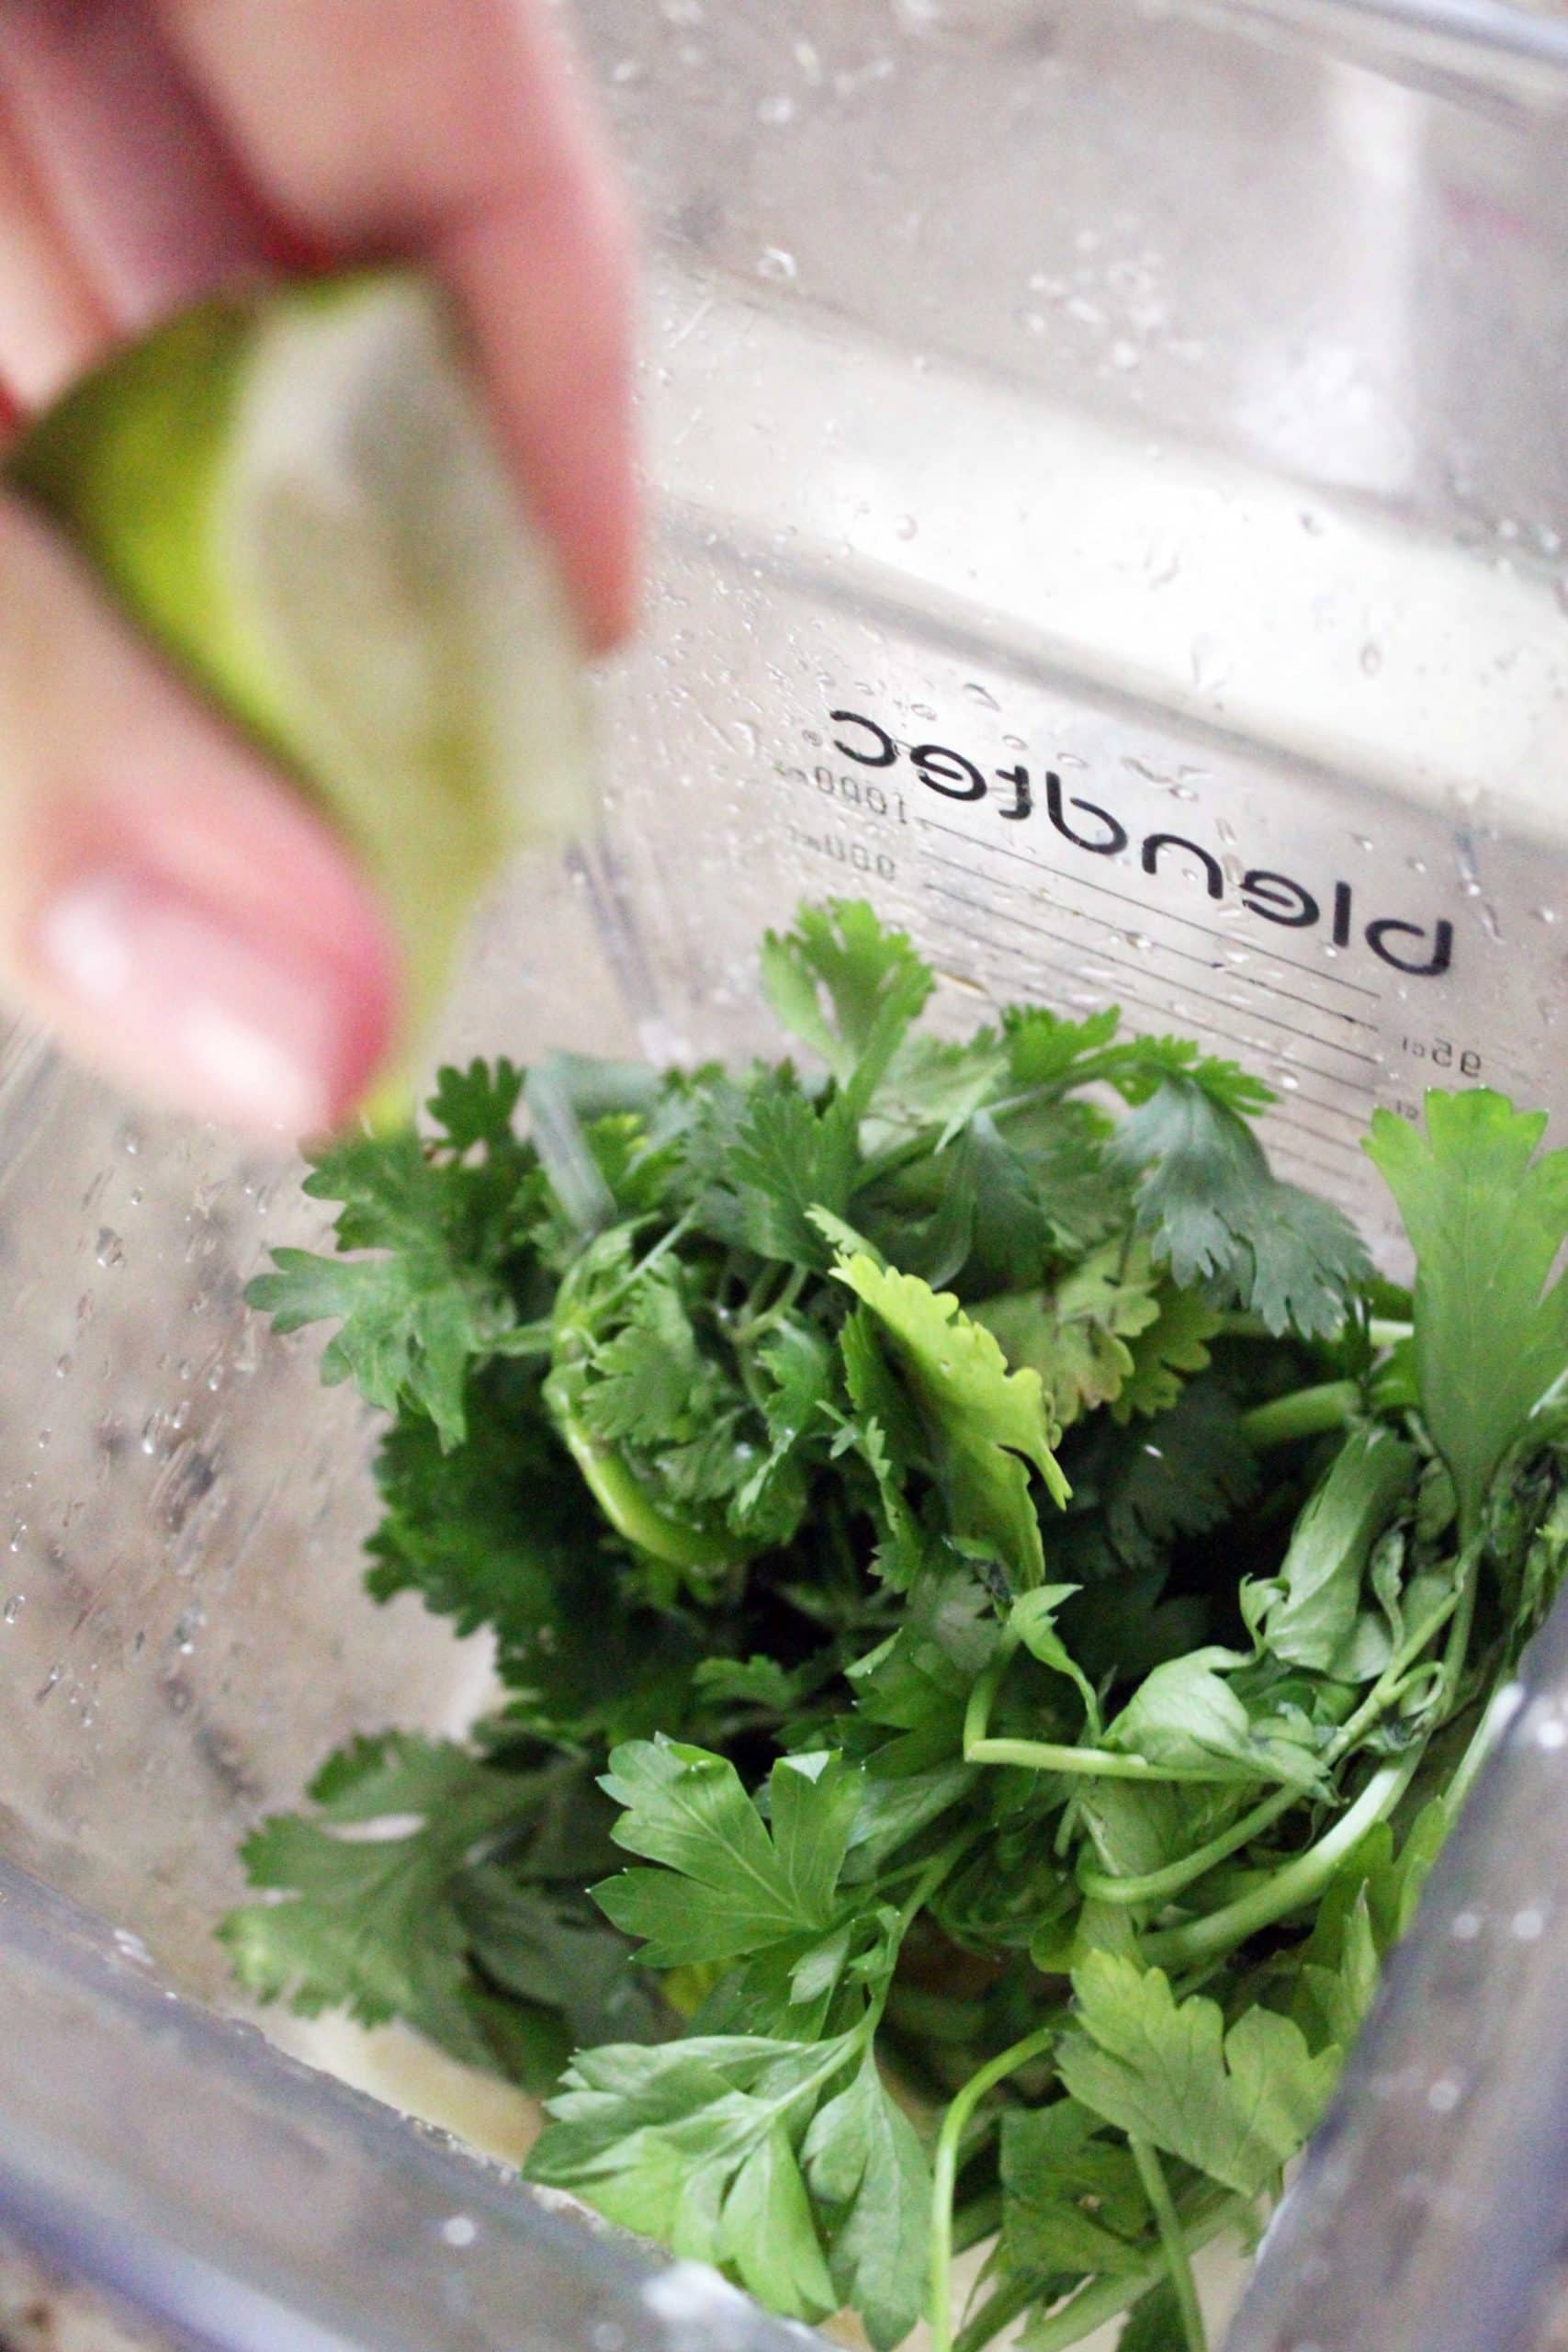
[3,2,1568,2348]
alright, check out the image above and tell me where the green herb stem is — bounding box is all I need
[1240,1381,1361,1451]
[728,1261,809,1347]
[967,1734,1261,1785]
[1130,2137,1207,2352]
[964,2196,1249,2352]
[928,2024,1060,2352]
[1077,1785,1298,1907]
[964,1660,1305,1788]
[1142,1753,1419,1971]
[551,1411,742,1575]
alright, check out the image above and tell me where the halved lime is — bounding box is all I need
[6,268,592,1097]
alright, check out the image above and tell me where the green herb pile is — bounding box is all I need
[227,899,1568,2352]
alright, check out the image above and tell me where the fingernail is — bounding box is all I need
[32,868,370,1135]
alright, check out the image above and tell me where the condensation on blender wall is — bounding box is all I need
[891,0,1058,48]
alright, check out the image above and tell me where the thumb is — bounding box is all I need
[0,492,398,1135]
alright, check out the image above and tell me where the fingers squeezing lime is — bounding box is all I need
[7,269,592,1111]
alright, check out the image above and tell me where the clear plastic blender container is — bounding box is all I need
[3,2,1568,2347]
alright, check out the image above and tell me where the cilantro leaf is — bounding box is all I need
[245,1127,522,1446]
[834,1252,1068,1584]
[220,1736,577,2081]
[1003,1001,1122,1090]
[1113,1279,1219,1421]
[977,1243,1163,1433]
[703,1073,859,1267]
[1105,1034,1275,1118]
[594,1740,860,1968]
[1058,1952,1341,2196]
[1367,1090,1568,1536]
[1098,1375,1258,1570]
[1111,1076,1368,1336]
[425,1057,525,1152]
[761,899,933,1115]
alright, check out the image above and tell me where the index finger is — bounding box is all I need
[156,0,639,651]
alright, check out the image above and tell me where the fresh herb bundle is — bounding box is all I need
[228,899,1568,2352]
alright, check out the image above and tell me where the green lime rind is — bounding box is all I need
[6,267,591,1106]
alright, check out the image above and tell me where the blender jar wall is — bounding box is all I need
[0,2,1566,2348]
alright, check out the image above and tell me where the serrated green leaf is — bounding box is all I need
[803,2051,931,2349]
[1367,1090,1568,1538]
[219,1735,555,2075]
[1111,1076,1368,1336]
[833,1253,1068,1585]
[595,1739,859,1967]
[761,899,934,1115]
[1059,1952,1341,2196]
[1113,1279,1219,1421]
[527,2031,856,2321]
[978,1243,1162,1433]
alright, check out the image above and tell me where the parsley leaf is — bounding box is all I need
[803,2048,932,2348]
[1367,1090,1568,1536]
[1058,1953,1341,2196]
[231,900,1568,2352]
[594,1740,860,1968]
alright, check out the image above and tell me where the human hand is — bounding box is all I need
[0,0,637,1135]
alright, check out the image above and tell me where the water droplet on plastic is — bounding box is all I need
[113,1928,153,1967]
[442,2216,479,2248]
[1108,339,1139,371]
[964,682,999,711]
[758,247,797,284]
[1536,906,1558,925]
[894,514,918,541]
[756,92,795,124]
[95,1228,124,1269]
[3,1595,21,1624]
[1359,642,1383,676]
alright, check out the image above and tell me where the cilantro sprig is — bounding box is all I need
[230,901,1568,2352]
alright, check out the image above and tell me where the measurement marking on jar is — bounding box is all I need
[939,947,1368,1173]
[925,880,1382,1068]
[1258,1109,1370,1165]
[918,814,1382,1000]
[1400,1035,1483,1078]
[920,842,1377,1030]
[931,911,1372,1130]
